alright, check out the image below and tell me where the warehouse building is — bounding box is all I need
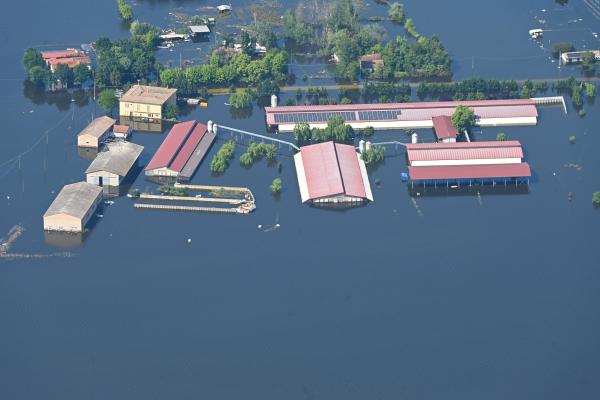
[406,141,532,187]
[43,182,103,232]
[294,141,373,205]
[145,120,216,181]
[265,99,539,132]
[77,116,116,148]
[119,85,177,120]
[85,141,144,192]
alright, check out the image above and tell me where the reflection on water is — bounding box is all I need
[119,116,165,133]
[408,183,530,197]
[44,230,85,248]
[77,146,99,161]
[23,81,91,111]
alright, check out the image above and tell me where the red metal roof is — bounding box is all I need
[41,50,82,60]
[407,141,524,163]
[298,142,367,200]
[432,116,458,139]
[265,100,538,125]
[145,120,196,171]
[335,143,367,199]
[360,53,382,62]
[409,163,532,180]
[169,123,207,172]
[47,56,91,65]
[112,124,130,133]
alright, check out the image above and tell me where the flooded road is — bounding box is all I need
[1,1,599,399]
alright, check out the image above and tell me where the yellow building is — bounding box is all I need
[119,85,177,120]
[43,182,103,233]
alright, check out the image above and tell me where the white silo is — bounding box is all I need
[366,141,372,151]
[207,120,214,133]
[359,140,366,153]
[271,94,278,107]
[411,132,418,144]
[212,123,218,135]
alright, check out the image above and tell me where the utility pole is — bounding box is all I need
[471,56,475,75]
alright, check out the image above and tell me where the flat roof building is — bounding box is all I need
[119,85,177,120]
[77,116,116,148]
[265,99,539,132]
[43,182,103,233]
[294,141,373,205]
[406,141,532,187]
[85,141,144,191]
[145,120,216,181]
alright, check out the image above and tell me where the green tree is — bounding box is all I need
[363,126,375,137]
[98,89,118,114]
[404,18,419,38]
[73,64,91,85]
[52,63,73,87]
[270,177,282,194]
[593,192,600,207]
[27,66,48,86]
[23,48,45,72]
[389,2,405,24]
[451,105,476,133]
[582,51,596,72]
[569,135,576,144]
[117,0,133,22]
[210,141,236,174]
[496,132,508,141]
[294,123,312,145]
[552,42,574,58]
[585,82,596,97]
[361,145,385,166]
[163,103,179,120]
[229,91,253,109]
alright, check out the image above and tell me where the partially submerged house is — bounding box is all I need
[41,49,91,72]
[359,53,384,74]
[119,85,177,120]
[77,116,116,148]
[43,182,103,232]
[85,141,144,191]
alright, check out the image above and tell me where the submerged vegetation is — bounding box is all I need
[593,192,600,207]
[270,178,282,194]
[240,142,277,167]
[158,185,189,197]
[210,141,236,174]
[452,105,476,133]
[117,0,134,22]
[361,146,385,167]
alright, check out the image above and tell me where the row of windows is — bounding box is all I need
[272,110,402,124]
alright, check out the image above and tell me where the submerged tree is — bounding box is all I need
[451,105,476,133]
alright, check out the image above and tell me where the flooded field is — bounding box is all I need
[1,1,599,399]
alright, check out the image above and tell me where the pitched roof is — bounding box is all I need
[120,85,177,105]
[190,25,210,33]
[407,141,524,163]
[408,163,532,181]
[295,141,372,202]
[432,115,458,139]
[112,124,130,134]
[44,182,102,219]
[169,122,208,172]
[145,120,197,171]
[85,141,144,176]
[41,49,82,60]
[78,116,116,139]
[360,53,383,62]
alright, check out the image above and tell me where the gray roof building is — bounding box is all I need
[44,182,103,221]
[78,116,116,141]
[85,141,144,177]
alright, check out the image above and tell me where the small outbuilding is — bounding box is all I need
[432,115,458,143]
[217,4,232,13]
[189,25,211,40]
[360,53,384,74]
[43,182,103,232]
[85,141,144,190]
[112,124,131,139]
[77,116,116,148]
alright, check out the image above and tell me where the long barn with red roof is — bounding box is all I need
[294,141,373,205]
[145,120,216,181]
[265,99,539,132]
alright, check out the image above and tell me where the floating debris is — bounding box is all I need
[563,163,583,171]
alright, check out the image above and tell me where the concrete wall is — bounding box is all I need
[44,214,83,232]
[145,167,178,177]
[77,132,109,148]
[86,172,121,187]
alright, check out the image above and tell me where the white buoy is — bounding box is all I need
[187,238,192,244]
[271,94,278,107]
[258,224,262,229]
[411,132,418,144]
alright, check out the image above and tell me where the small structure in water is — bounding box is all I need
[217,4,232,13]
[43,182,103,233]
[189,25,211,41]
[560,50,600,64]
[529,28,543,39]
[85,141,144,194]
[112,124,131,139]
[77,116,116,148]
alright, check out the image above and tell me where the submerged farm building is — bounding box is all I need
[294,141,373,205]
[406,141,532,187]
[77,116,116,148]
[85,141,144,190]
[43,182,103,232]
[265,99,539,132]
[145,120,216,181]
[432,115,458,143]
[119,85,177,120]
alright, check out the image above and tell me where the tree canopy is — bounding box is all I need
[451,105,476,133]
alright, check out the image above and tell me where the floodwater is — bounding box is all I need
[1,1,599,399]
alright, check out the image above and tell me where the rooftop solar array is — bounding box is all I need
[272,109,402,124]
